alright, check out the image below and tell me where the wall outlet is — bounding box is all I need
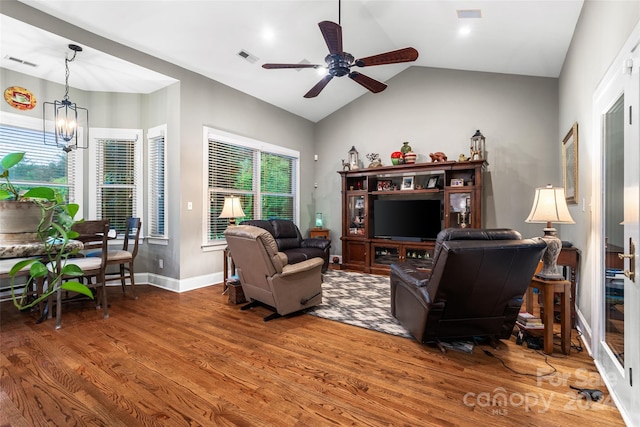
[159,259,164,269]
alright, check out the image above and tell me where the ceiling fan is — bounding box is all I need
[262,3,419,98]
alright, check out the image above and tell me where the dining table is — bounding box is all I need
[0,238,84,323]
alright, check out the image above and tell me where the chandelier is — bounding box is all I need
[43,44,89,153]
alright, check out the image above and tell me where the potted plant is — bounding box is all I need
[1,152,93,311]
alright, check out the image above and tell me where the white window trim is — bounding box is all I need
[201,126,300,250]
[0,111,84,210]
[147,124,168,245]
[88,127,143,229]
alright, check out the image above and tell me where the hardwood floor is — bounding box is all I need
[0,283,624,426]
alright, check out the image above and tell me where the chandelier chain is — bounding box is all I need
[63,49,79,102]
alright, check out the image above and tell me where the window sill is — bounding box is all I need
[147,237,168,246]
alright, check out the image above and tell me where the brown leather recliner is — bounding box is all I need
[390,228,547,343]
[240,219,331,272]
[224,225,324,321]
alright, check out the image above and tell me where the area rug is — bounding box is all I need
[306,269,412,338]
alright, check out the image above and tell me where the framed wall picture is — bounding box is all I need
[426,176,439,189]
[450,178,464,187]
[562,122,578,204]
[401,176,415,190]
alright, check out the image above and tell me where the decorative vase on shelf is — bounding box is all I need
[390,151,403,165]
[400,142,412,155]
[404,152,417,164]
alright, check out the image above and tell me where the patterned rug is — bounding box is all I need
[306,269,412,338]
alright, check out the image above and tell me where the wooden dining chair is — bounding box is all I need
[50,219,110,329]
[88,217,141,299]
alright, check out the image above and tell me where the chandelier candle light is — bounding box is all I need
[525,184,575,280]
[219,196,245,226]
[43,44,89,153]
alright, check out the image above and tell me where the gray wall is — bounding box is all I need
[558,0,640,327]
[315,66,559,254]
[1,1,316,287]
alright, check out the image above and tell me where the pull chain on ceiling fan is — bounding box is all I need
[262,0,419,98]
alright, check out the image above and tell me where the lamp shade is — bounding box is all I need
[525,185,575,225]
[219,196,245,220]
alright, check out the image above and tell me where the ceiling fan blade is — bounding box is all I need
[262,63,322,69]
[354,47,419,67]
[348,72,387,93]
[304,75,333,98]
[318,21,343,55]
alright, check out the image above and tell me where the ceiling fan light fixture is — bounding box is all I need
[262,18,418,98]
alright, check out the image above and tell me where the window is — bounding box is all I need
[204,127,299,245]
[0,113,82,207]
[147,125,168,241]
[89,128,143,235]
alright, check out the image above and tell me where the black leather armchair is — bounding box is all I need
[240,219,331,272]
[390,228,547,343]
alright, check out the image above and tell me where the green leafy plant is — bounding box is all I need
[2,152,94,310]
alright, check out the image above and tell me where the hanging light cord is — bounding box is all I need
[63,45,82,102]
[63,50,78,102]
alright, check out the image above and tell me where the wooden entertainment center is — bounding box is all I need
[338,159,486,274]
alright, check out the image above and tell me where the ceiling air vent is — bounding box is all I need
[4,55,38,67]
[456,9,482,19]
[237,49,258,64]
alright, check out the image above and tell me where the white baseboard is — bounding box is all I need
[135,272,224,293]
[575,306,593,356]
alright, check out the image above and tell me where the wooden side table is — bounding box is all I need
[557,245,580,327]
[222,247,235,293]
[526,277,571,355]
[309,228,330,240]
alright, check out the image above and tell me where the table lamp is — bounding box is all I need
[525,184,575,280]
[219,195,245,226]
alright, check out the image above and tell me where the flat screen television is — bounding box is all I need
[373,199,441,241]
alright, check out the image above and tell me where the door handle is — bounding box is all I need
[618,238,636,283]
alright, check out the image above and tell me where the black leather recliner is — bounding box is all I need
[240,219,331,272]
[390,228,547,343]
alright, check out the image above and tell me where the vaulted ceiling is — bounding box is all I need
[2,1,583,122]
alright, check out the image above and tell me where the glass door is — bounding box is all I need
[347,194,366,237]
[595,34,639,423]
[603,95,625,366]
[446,191,472,229]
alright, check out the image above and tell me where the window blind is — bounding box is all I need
[206,136,298,243]
[95,138,137,234]
[148,126,167,238]
[0,123,77,203]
